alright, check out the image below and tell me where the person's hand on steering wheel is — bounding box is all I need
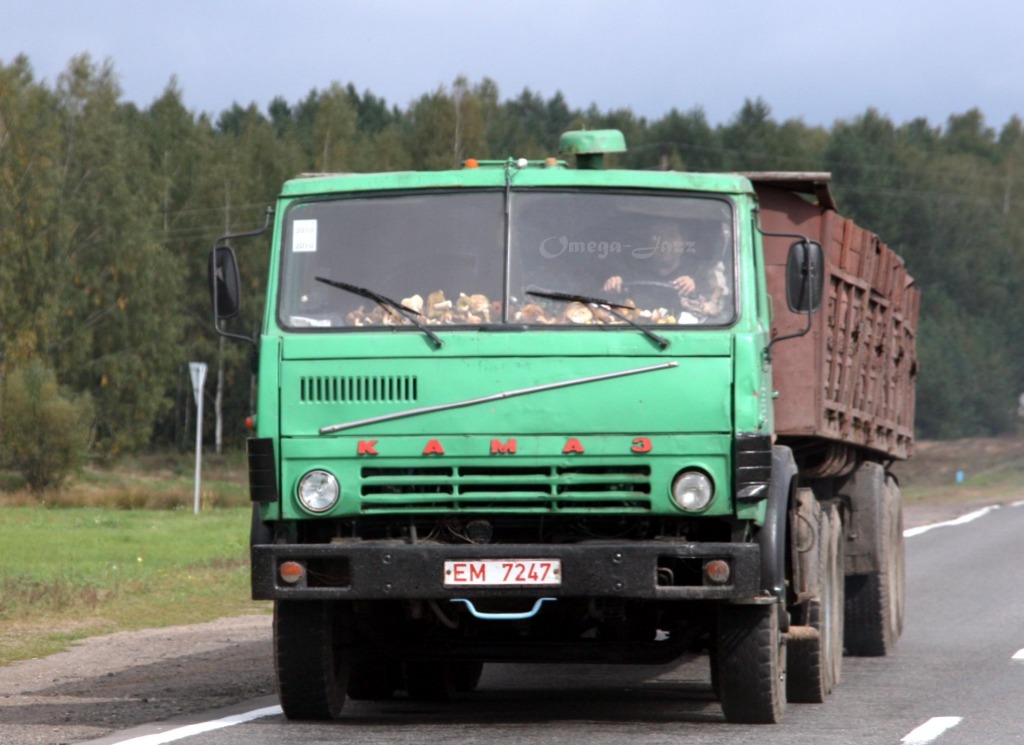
[669,275,696,295]
[603,276,624,293]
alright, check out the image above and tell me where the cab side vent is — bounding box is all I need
[299,375,418,404]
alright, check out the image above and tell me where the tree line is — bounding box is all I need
[1,53,1022,483]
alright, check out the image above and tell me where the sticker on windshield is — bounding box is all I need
[292,219,318,252]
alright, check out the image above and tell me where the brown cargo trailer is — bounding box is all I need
[750,173,919,468]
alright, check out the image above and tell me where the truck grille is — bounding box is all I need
[359,464,652,513]
[299,375,418,404]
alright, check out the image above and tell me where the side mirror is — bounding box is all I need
[785,240,824,314]
[209,245,241,320]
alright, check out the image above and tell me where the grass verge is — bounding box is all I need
[0,451,266,666]
[891,435,1024,507]
[0,506,264,665]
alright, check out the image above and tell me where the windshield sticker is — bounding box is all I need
[292,219,318,252]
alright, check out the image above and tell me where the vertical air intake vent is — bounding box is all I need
[300,375,418,404]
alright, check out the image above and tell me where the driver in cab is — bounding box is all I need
[602,222,699,297]
[601,220,729,321]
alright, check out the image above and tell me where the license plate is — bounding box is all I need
[444,559,562,586]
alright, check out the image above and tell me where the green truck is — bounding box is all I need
[210,130,918,724]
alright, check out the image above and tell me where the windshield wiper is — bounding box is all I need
[526,286,670,349]
[315,277,443,348]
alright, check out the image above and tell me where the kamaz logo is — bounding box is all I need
[355,437,654,456]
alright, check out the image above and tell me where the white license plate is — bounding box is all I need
[444,559,562,586]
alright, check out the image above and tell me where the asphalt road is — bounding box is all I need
[86,502,1024,745]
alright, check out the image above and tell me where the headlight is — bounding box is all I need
[671,470,714,512]
[297,470,340,513]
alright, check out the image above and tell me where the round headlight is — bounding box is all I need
[297,470,340,513]
[671,470,714,512]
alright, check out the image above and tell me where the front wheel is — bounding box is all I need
[717,602,787,724]
[274,600,350,720]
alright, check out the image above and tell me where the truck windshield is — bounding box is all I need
[278,190,735,329]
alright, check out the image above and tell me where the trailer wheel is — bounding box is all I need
[844,477,905,656]
[274,600,350,720]
[787,502,845,702]
[717,602,787,724]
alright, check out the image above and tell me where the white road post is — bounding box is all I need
[189,362,208,515]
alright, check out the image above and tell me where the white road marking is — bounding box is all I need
[901,717,963,744]
[111,705,283,744]
[904,505,1000,538]
[1013,648,1024,661]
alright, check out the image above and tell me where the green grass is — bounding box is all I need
[0,452,264,664]
[891,435,1024,507]
[0,506,264,664]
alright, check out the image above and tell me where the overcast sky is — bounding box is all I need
[4,0,1022,133]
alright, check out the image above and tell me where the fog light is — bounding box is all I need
[671,470,714,512]
[297,470,339,513]
[705,559,731,585]
[465,520,493,544]
[279,561,305,584]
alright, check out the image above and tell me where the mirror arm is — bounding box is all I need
[753,209,818,364]
[752,207,814,250]
[214,205,274,248]
[765,306,813,363]
[211,207,274,349]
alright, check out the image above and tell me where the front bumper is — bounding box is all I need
[252,540,763,602]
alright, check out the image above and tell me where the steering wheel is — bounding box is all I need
[621,280,682,309]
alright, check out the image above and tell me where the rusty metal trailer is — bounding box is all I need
[751,173,919,471]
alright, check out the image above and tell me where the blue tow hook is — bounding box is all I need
[451,597,556,621]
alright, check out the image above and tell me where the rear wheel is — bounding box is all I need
[717,602,787,724]
[274,600,350,720]
[822,503,846,689]
[845,477,904,656]
[789,503,845,702]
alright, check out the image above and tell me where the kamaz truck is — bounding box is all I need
[209,130,918,723]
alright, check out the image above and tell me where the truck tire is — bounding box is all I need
[347,653,401,701]
[844,476,905,656]
[787,502,844,703]
[274,600,350,720]
[822,503,845,688]
[717,602,787,724]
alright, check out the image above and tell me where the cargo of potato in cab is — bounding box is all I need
[209,130,918,724]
